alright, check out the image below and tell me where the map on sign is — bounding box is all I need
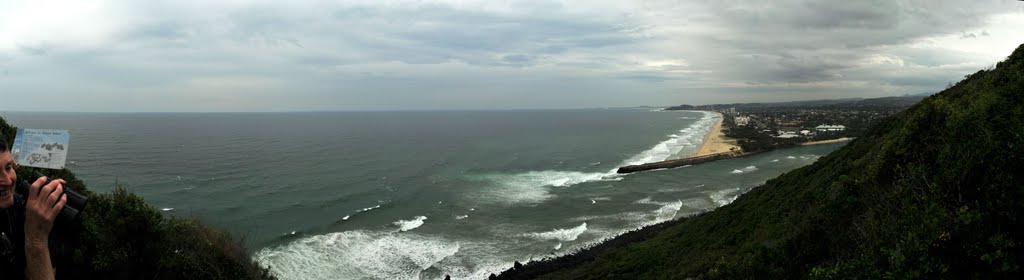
[11,128,71,169]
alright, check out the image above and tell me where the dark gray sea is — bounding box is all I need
[1,109,843,279]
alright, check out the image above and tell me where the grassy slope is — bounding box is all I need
[505,44,1024,279]
[1,119,274,279]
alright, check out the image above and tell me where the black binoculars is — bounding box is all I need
[15,171,88,222]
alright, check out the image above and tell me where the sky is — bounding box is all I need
[1,0,1023,112]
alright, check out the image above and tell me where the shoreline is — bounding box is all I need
[801,137,852,146]
[691,111,740,158]
[618,111,744,174]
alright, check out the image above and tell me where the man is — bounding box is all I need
[0,135,66,280]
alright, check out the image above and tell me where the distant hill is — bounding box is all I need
[499,44,1024,279]
[667,94,927,111]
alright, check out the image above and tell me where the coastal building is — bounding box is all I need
[735,116,750,126]
[800,129,813,136]
[815,124,846,133]
[776,131,800,138]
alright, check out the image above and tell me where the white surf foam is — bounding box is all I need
[553,243,562,250]
[620,111,717,166]
[634,197,656,204]
[742,165,758,172]
[710,188,741,206]
[358,205,381,213]
[255,230,460,280]
[653,200,683,221]
[393,216,427,232]
[800,154,821,161]
[522,222,588,242]
[512,170,619,187]
[475,170,622,204]
[340,204,382,221]
[681,197,715,210]
[634,197,684,222]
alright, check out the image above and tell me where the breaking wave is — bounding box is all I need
[521,222,588,242]
[254,230,460,280]
[473,170,622,204]
[635,197,684,222]
[731,165,758,174]
[709,188,741,206]
[394,216,428,232]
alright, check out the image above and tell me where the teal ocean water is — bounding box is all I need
[2,109,843,279]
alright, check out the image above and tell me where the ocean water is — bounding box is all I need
[1,109,843,279]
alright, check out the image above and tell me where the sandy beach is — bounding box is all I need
[801,137,853,146]
[692,112,741,157]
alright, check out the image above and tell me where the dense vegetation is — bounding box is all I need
[499,45,1024,279]
[0,119,274,279]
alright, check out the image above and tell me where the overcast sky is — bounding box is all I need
[1,0,1022,112]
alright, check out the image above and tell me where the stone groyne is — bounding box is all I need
[616,151,747,174]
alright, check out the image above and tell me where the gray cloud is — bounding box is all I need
[0,0,1022,112]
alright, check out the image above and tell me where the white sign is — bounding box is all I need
[11,128,71,169]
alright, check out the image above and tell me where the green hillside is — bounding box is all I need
[500,45,1024,279]
[0,120,273,279]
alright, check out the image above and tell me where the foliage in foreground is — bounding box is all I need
[501,44,1024,279]
[0,118,274,280]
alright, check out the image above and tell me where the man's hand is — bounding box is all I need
[24,176,65,280]
[25,177,67,244]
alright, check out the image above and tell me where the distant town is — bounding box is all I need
[666,94,927,152]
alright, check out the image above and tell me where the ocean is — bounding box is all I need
[1,109,844,279]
